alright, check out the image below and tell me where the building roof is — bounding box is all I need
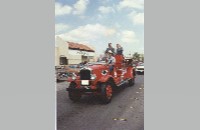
[67,41,95,52]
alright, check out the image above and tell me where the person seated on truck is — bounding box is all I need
[106,50,116,74]
[116,43,123,55]
[105,43,115,55]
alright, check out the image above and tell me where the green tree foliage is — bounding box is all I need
[132,52,140,61]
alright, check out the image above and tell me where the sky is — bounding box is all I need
[55,0,144,56]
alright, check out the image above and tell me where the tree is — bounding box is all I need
[132,52,140,61]
[141,56,144,62]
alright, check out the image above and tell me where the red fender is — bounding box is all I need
[98,75,113,83]
[66,75,81,82]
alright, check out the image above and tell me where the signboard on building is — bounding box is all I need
[69,50,95,56]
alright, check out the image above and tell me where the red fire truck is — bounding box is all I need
[66,54,135,104]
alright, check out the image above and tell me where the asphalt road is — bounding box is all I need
[57,75,144,130]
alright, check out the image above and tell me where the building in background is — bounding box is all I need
[55,36,96,66]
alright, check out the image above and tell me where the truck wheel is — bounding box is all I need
[133,70,136,78]
[100,83,113,104]
[128,78,135,87]
[68,83,81,102]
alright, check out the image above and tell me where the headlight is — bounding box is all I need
[91,74,96,80]
[71,73,77,80]
[72,76,76,80]
[101,70,108,75]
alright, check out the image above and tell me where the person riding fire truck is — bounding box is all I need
[106,50,116,74]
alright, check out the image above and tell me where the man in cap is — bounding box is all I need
[116,43,123,55]
[106,50,116,73]
[105,43,115,55]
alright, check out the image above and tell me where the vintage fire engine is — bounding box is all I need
[66,54,135,104]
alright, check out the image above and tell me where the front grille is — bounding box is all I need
[137,68,144,70]
[80,69,91,80]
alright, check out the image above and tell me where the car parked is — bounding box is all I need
[136,63,144,74]
[56,64,82,82]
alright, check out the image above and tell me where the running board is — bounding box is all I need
[116,79,130,87]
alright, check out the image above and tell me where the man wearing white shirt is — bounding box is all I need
[106,50,116,73]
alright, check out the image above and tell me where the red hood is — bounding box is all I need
[87,64,108,70]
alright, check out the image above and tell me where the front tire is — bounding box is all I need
[68,82,81,102]
[100,83,113,104]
